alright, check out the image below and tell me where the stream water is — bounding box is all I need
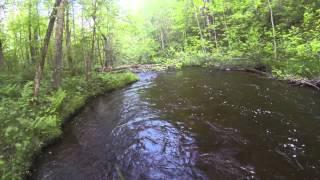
[29,68,320,180]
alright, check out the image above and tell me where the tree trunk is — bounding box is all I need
[194,10,206,53]
[34,0,62,96]
[0,39,4,68]
[160,29,165,50]
[97,37,103,68]
[267,0,277,60]
[202,1,218,50]
[212,16,219,50]
[102,34,113,69]
[86,0,97,80]
[65,1,73,71]
[53,0,66,89]
[28,0,37,64]
[0,3,4,68]
[222,4,231,49]
[192,1,206,53]
[34,3,40,55]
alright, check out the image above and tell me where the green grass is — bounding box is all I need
[0,72,138,180]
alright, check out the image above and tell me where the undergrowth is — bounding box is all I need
[0,72,138,180]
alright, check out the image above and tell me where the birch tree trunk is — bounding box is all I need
[192,2,206,53]
[212,16,219,50]
[53,0,66,89]
[267,0,277,60]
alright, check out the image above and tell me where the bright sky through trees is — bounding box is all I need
[119,0,144,14]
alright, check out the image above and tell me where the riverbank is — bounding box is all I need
[0,72,138,179]
[106,63,320,91]
[150,52,320,90]
[219,66,320,91]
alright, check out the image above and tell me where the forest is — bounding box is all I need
[0,0,320,179]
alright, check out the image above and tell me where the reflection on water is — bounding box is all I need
[30,68,320,180]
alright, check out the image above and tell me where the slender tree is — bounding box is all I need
[86,0,98,80]
[192,1,206,53]
[53,0,66,89]
[212,15,219,50]
[222,2,231,49]
[0,3,5,68]
[0,39,4,67]
[28,0,37,64]
[65,0,73,71]
[267,0,277,59]
[34,0,62,96]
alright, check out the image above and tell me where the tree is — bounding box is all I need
[192,0,206,53]
[34,0,62,96]
[0,38,4,68]
[102,33,113,69]
[65,0,73,71]
[28,0,38,64]
[267,0,277,60]
[86,0,98,80]
[53,0,66,89]
[0,2,5,68]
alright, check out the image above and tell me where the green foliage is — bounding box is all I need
[116,0,320,78]
[47,89,66,112]
[0,72,138,180]
[1,0,320,178]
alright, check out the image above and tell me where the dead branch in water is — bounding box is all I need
[289,79,320,90]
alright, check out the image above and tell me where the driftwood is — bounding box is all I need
[288,79,320,90]
[98,64,168,73]
[244,68,273,78]
[95,65,138,72]
[222,67,273,78]
[244,68,320,90]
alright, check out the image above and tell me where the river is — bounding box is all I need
[29,68,320,180]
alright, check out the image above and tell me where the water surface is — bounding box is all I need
[30,68,320,179]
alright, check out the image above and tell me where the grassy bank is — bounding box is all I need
[154,50,319,79]
[0,72,138,179]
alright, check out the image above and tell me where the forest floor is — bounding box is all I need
[0,72,138,179]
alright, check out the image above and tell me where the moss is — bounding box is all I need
[0,72,138,180]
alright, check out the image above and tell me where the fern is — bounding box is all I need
[47,89,67,112]
[33,115,58,131]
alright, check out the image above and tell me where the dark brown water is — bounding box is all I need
[30,68,320,180]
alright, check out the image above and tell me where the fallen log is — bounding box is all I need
[109,64,168,73]
[244,68,273,78]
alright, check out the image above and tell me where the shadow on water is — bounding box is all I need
[29,68,320,180]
